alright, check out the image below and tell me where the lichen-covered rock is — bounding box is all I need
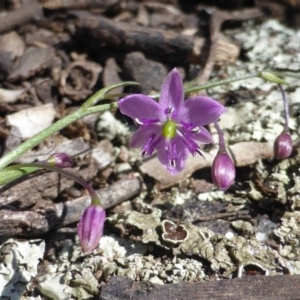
[0,239,45,300]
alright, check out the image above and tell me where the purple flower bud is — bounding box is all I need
[274,131,293,159]
[77,204,106,253]
[211,152,235,191]
[47,153,73,168]
[45,152,73,169]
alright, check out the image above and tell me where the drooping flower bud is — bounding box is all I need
[211,152,235,191]
[274,131,293,159]
[259,71,289,86]
[77,204,106,253]
[47,153,73,168]
[272,85,293,159]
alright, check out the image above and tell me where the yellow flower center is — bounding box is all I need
[162,120,176,138]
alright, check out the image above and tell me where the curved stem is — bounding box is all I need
[278,84,290,133]
[214,122,227,153]
[11,163,102,206]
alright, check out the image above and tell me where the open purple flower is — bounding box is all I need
[118,68,225,174]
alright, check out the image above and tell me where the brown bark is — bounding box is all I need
[75,13,239,65]
[0,177,141,236]
[101,275,300,300]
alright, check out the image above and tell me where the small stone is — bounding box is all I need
[123,52,168,94]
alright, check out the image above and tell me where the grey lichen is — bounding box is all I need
[161,220,189,244]
[0,239,45,300]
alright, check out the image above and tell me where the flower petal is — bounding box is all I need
[183,96,225,126]
[191,126,213,144]
[129,125,161,149]
[159,68,184,113]
[156,136,189,175]
[118,94,164,121]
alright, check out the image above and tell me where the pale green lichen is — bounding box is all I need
[0,239,45,300]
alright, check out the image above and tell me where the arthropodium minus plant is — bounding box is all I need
[211,122,235,191]
[0,70,296,254]
[274,84,293,159]
[11,153,106,254]
[47,154,106,253]
[118,68,225,175]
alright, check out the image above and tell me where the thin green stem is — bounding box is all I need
[150,73,258,99]
[82,81,138,108]
[185,73,258,93]
[278,84,290,133]
[0,102,118,171]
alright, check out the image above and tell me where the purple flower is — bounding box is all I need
[274,131,293,159]
[211,152,235,191]
[77,204,106,253]
[118,68,225,174]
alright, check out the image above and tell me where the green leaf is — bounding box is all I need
[0,166,40,185]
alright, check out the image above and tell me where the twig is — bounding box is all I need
[0,177,141,236]
[196,8,263,86]
[193,210,250,223]
[74,13,239,66]
[41,0,117,10]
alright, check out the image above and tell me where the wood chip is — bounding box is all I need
[0,31,25,59]
[123,52,168,94]
[140,142,274,189]
[6,103,56,139]
[8,47,55,81]
[75,14,239,65]
[0,87,25,103]
[0,0,44,34]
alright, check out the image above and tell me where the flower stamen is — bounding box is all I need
[170,159,176,167]
[196,148,202,156]
[134,118,143,126]
[168,107,174,114]
[176,129,199,155]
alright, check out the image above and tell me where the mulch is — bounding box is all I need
[0,0,299,299]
